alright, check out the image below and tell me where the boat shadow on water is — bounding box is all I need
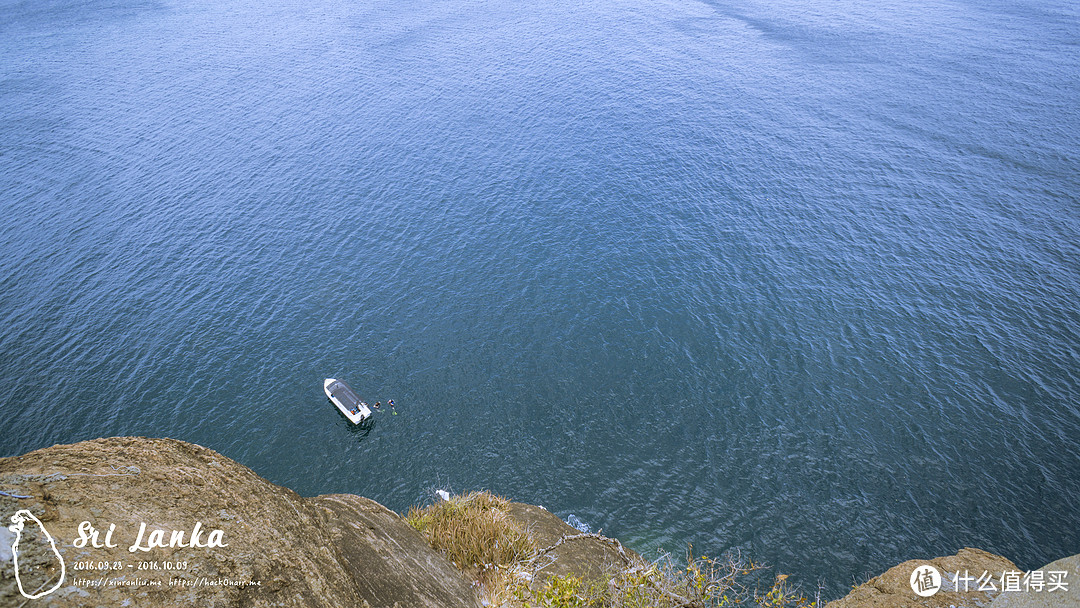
[340,411,376,440]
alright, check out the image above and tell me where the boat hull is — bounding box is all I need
[323,378,371,424]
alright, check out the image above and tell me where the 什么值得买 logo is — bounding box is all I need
[910,563,941,597]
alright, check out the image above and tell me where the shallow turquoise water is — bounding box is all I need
[1,0,1078,597]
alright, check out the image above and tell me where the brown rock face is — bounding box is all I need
[0,437,481,608]
[826,547,1019,608]
[506,502,639,584]
[989,554,1080,608]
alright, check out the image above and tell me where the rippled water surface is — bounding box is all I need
[2,0,1079,597]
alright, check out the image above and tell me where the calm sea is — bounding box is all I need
[2,0,1078,598]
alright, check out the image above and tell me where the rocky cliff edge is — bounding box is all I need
[0,437,481,607]
[2,437,1076,608]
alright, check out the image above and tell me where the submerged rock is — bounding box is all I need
[0,437,481,608]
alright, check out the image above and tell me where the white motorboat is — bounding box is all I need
[323,378,372,424]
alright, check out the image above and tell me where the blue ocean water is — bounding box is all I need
[1,0,1078,598]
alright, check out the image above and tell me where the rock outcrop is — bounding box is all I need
[506,502,638,585]
[825,547,1019,608]
[989,553,1080,608]
[2,437,1070,608]
[0,437,482,608]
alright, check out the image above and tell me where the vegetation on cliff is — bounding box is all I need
[407,491,820,608]
[4,438,1055,608]
[407,491,535,572]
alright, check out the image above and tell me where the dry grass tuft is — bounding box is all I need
[407,491,820,608]
[406,490,536,574]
